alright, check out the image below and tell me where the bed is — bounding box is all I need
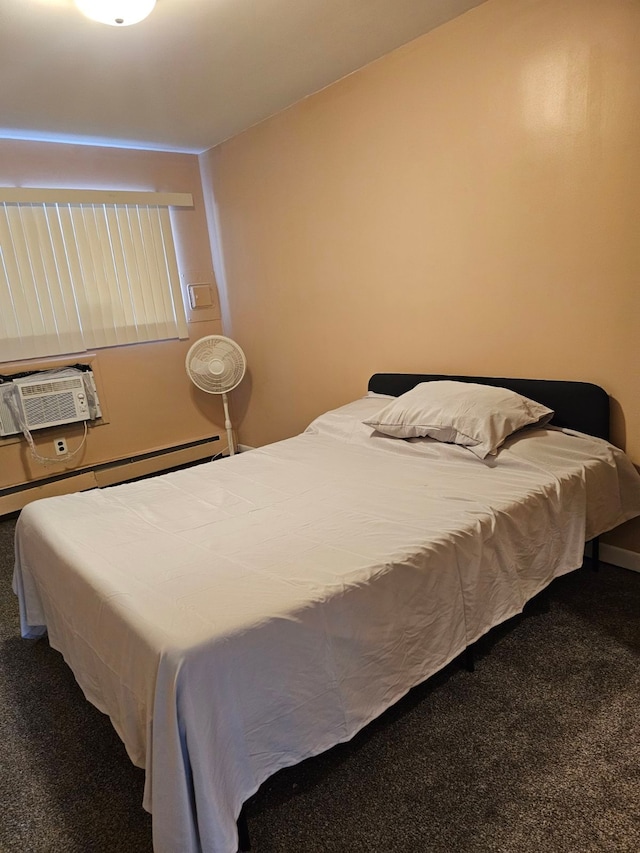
[12,373,640,853]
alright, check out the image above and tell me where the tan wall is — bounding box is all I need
[201,0,640,551]
[0,139,226,491]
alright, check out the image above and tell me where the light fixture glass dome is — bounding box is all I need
[75,0,157,26]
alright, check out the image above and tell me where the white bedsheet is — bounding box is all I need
[13,396,640,853]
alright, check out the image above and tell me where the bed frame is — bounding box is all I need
[238,373,610,850]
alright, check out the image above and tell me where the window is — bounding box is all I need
[0,188,192,362]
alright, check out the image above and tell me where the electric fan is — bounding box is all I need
[185,335,247,455]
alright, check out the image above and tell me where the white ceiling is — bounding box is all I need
[1,0,486,153]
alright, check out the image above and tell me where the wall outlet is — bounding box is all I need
[54,438,68,456]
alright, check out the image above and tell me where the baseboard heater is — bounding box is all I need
[0,434,220,516]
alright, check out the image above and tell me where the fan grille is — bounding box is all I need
[186,336,246,393]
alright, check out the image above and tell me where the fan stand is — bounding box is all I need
[222,392,236,456]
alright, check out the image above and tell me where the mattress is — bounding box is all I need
[13,395,640,853]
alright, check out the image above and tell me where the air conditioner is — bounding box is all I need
[0,369,101,437]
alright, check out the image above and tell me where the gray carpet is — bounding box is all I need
[1,513,639,853]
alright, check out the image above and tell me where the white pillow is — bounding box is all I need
[363,381,554,459]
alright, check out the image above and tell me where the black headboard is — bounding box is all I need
[368,374,610,441]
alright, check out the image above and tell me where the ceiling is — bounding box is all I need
[1,0,487,153]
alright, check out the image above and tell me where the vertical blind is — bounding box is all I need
[0,189,191,362]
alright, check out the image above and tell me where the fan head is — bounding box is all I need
[185,335,246,394]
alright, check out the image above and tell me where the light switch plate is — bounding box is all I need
[188,284,214,309]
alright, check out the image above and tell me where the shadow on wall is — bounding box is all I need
[609,397,626,452]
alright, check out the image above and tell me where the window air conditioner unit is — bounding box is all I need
[0,370,101,437]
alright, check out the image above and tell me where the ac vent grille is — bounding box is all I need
[22,392,78,427]
[20,378,83,396]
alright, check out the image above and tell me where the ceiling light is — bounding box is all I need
[75,0,156,26]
